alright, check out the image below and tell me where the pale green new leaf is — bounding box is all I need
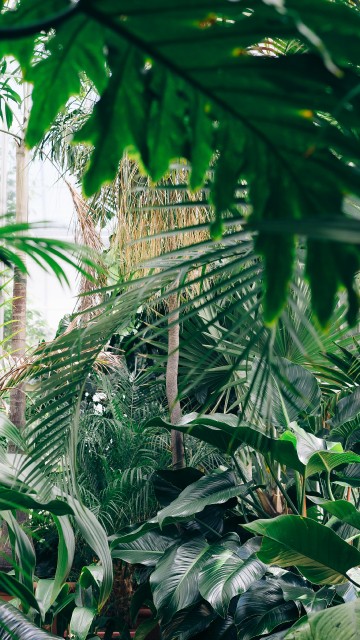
[70,606,96,640]
[36,579,56,622]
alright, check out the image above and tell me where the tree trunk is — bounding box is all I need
[166,287,185,470]
[0,131,8,355]
[9,87,30,433]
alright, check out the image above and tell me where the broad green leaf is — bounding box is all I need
[147,68,189,181]
[329,388,360,428]
[202,615,238,640]
[189,94,214,191]
[0,413,26,453]
[160,602,216,640]
[157,469,245,528]
[0,573,40,613]
[285,599,360,640]
[70,606,96,640]
[329,419,360,447]
[51,515,75,605]
[1,511,35,611]
[281,584,334,615]
[256,232,295,325]
[110,517,160,545]
[0,0,73,67]
[148,414,305,473]
[51,587,75,618]
[152,468,203,508]
[36,579,56,621]
[0,601,56,639]
[0,489,73,515]
[135,616,159,640]
[79,564,103,590]
[235,577,300,640]
[26,13,107,147]
[1,0,360,323]
[314,500,360,532]
[111,530,177,566]
[68,497,112,609]
[306,451,360,478]
[281,424,360,477]
[150,537,210,623]
[244,515,360,585]
[199,540,266,617]
[130,581,153,626]
[74,46,148,196]
[281,424,327,466]
[334,463,360,488]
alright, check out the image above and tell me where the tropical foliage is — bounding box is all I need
[112,398,360,640]
[0,0,360,325]
[0,1,359,640]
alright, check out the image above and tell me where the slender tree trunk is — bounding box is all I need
[0,131,8,355]
[9,87,30,432]
[166,287,185,469]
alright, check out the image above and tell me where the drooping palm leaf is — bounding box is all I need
[0,217,99,286]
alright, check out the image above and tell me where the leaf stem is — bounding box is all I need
[326,472,335,501]
[231,453,265,514]
[266,457,299,515]
[194,517,222,540]
[240,494,270,519]
[300,475,307,517]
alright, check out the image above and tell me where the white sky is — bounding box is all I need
[28,158,78,336]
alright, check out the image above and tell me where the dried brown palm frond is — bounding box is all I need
[114,158,211,280]
[66,181,107,325]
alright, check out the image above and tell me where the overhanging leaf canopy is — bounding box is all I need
[0,0,360,324]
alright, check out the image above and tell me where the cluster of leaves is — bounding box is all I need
[102,354,360,640]
[0,0,360,325]
[0,414,113,640]
[111,466,360,640]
